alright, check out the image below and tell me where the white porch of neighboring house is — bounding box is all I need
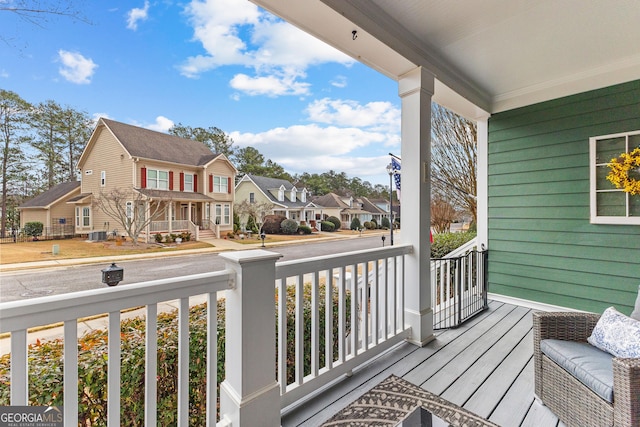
[137,189,233,241]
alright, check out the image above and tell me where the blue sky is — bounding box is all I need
[1,0,402,186]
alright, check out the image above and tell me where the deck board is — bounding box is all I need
[281,301,564,427]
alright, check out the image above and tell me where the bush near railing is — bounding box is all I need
[278,283,352,386]
[0,283,351,425]
[430,231,477,258]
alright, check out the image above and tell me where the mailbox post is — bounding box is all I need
[102,263,124,286]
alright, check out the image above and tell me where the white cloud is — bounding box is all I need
[0,69,9,78]
[57,50,98,84]
[146,116,175,132]
[127,1,150,30]
[306,98,400,133]
[331,76,347,88]
[180,0,353,97]
[230,72,310,97]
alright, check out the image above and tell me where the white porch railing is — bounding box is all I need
[0,245,413,426]
[149,220,191,233]
[275,244,412,409]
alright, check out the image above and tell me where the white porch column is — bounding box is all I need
[476,118,489,249]
[219,250,282,427]
[187,202,192,223]
[168,203,173,234]
[399,67,435,346]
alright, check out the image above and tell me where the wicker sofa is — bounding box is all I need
[533,311,640,427]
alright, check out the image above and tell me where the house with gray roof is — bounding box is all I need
[235,174,321,227]
[18,181,80,236]
[68,118,236,241]
[311,193,389,229]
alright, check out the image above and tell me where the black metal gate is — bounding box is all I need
[431,249,488,329]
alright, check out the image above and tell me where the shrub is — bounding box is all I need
[24,222,43,239]
[262,215,286,234]
[280,219,298,235]
[371,218,378,228]
[246,215,259,234]
[180,232,191,241]
[381,217,390,229]
[320,221,334,232]
[298,225,312,235]
[164,234,174,243]
[0,286,352,424]
[154,233,163,243]
[430,231,477,258]
[350,218,362,230]
[327,216,342,231]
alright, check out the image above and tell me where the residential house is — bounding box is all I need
[18,181,80,236]
[312,193,387,229]
[73,118,236,240]
[234,174,319,226]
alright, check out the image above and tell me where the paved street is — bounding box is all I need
[0,234,387,303]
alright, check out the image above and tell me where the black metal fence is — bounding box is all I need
[431,249,489,329]
[0,225,76,244]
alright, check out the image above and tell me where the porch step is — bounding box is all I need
[198,229,215,239]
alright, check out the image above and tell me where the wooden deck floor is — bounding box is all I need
[282,300,566,427]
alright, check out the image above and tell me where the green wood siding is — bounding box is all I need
[488,80,640,314]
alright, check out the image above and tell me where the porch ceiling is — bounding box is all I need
[252,0,640,117]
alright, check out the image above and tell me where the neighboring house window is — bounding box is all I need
[184,173,194,192]
[278,187,284,201]
[215,203,231,225]
[301,190,306,203]
[290,187,296,201]
[126,201,133,223]
[213,176,228,193]
[76,206,91,227]
[589,130,640,224]
[100,171,106,187]
[148,169,169,190]
[249,192,255,203]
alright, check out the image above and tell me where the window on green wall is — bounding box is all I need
[589,130,640,224]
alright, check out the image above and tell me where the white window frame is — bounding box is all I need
[184,173,194,192]
[81,206,91,227]
[249,192,255,203]
[213,176,228,193]
[126,201,134,223]
[301,189,306,203]
[278,186,285,202]
[148,169,169,190]
[589,129,640,224]
[215,203,231,225]
[100,171,106,187]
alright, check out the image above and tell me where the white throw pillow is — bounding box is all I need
[587,306,640,358]
[631,285,640,321]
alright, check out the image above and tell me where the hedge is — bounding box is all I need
[430,231,477,258]
[0,283,351,425]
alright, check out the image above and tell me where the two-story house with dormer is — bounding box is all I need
[234,174,320,225]
[71,118,236,241]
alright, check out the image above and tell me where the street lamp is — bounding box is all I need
[386,163,395,246]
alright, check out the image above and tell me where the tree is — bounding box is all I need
[234,199,274,233]
[58,106,92,181]
[1,1,90,47]
[169,123,235,158]
[29,100,65,189]
[0,89,32,237]
[431,103,477,224]
[93,189,170,246]
[233,146,292,180]
[431,196,458,233]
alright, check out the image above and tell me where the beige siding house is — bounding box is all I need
[18,181,80,236]
[235,174,320,226]
[312,193,388,229]
[73,118,236,241]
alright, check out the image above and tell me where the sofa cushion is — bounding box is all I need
[631,285,640,321]
[540,339,613,402]
[587,306,640,358]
